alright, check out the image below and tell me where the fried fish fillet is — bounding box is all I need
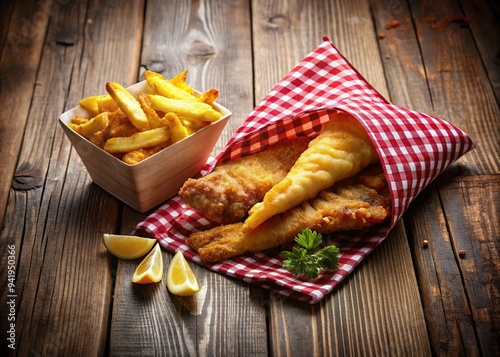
[187,164,390,262]
[179,137,311,224]
[243,112,379,231]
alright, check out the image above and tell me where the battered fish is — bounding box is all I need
[243,112,379,231]
[179,137,311,224]
[187,164,390,262]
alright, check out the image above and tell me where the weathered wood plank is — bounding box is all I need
[460,0,500,104]
[0,0,15,51]
[0,0,145,355]
[405,174,500,356]
[252,0,430,355]
[372,0,500,354]
[139,0,254,151]
[109,0,268,356]
[439,175,500,354]
[0,0,50,233]
[370,0,432,112]
[408,0,500,174]
[251,0,389,98]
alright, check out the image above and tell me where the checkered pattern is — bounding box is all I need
[133,39,473,303]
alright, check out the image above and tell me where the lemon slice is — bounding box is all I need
[132,244,163,284]
[166,251,200,296]
[102,233,157,260]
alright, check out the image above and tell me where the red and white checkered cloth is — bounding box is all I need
[133,38,473,303]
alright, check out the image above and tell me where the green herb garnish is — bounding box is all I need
[281,228,339,279]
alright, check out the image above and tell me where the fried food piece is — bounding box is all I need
[138,93,163,128]
[79,94,118,116]
[170,69,193,94]
[170,69,193,93]
[144,70,197,101]
[196,88,219,104]
[70,116,90,125]
[122,146,163,165]
[106,82,151,131]
[110,121,140,138]
[161,112,189,143]
[243,112,379,231]
[103,127,169,154]
[187,164,390,262]
[147,94,222,122]
[88,130,106,148]
[179,137,311,224]
[68,112,109,139]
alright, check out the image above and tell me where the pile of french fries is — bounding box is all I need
[68,70,222,164]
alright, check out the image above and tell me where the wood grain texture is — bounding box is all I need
[111,210,268,356]
[405,175,500,356]
[372,0,500,355]
[439,175,500,354]
[459,0,500,104]
[370,0,433,112]
[372,0,500,176]
[408,0,500,174]
[0,0,50,232]
[252,0,389,99]
[0,0,144,355]
[139,0,254,154]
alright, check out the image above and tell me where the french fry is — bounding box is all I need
[68,112,109,139]
[147,94,222,122]
[161,113,189,143]
[197,88,219,104]
[103,127,170,154]
[170,69,192,94]
[79,94,118,116]
[138,93,163,129]
[106,82,150,131]
[122,146,163,165]
[68,69,223,164]
[180,116,209,134]
[144,70,196,101]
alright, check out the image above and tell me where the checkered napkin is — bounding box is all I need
[133,38,473,303]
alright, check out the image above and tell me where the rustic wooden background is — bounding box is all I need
[0,0,498,356]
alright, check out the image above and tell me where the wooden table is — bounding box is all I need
[1,0,499,355]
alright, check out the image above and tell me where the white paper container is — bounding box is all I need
[59,81,231,212]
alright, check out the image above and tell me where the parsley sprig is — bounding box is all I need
[281,228,339,279]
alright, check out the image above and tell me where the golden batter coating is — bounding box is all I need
[243,112,379,231]
[187,164,390,262]
[179,137,311,224]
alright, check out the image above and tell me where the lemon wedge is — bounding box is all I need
[132,244,163,284]
[166,251,200,296]
[102,233,157,260]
